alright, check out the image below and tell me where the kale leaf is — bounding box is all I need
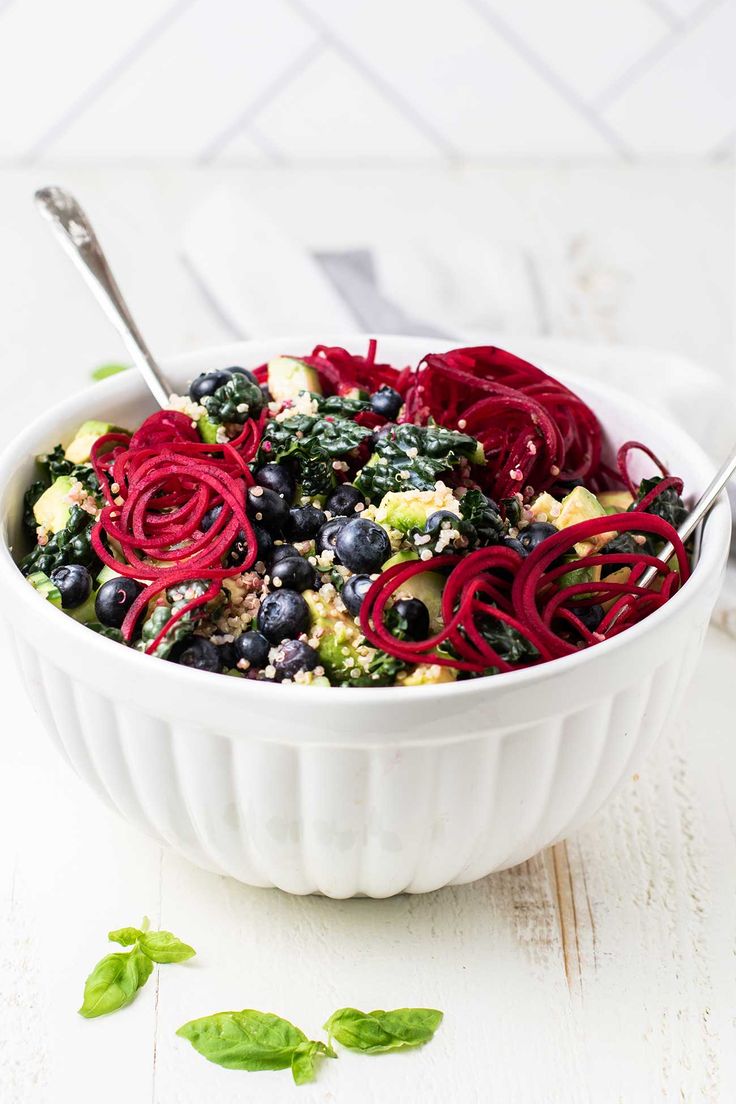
[201,373,264,425]
[339,649,406,687]
[314,393,371,417]
[260,412,372,496]
[476,615,538,665]
[354,424,481,501]
[23,480,47,532]
[632,476,687,529]
[459,489,504,545]
[42,444,101,498]
[19,506,98,577]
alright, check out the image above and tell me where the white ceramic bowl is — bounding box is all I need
[0,337,729,898]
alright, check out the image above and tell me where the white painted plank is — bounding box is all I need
[603,2,736,154]
[480,0,667,101]
[245,47,441,162]
[295,0,615,156]
[0,0,177,158]
[43,0,318,160]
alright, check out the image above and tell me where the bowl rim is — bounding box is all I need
[0,333,730,706]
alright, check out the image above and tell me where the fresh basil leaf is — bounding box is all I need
[176,1010,307,1071]
[139,930,196,964]
[78,951,153,1019]
[290,1040,336,1086]
[108,927,142,947]
[324,1007,443,1053]
[92,362,129,381]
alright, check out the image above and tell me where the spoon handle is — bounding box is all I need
[34,186,171,408]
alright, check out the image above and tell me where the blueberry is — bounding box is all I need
[325,484,365,518]
[201,504,222,532]
[341,573,373,617]
[423,510,476,551]
[51,564,92,609]
[502,536,528,558]
[271,543,301,565]
[518,522,558,555]
[256,462,296,504]
[287,504,326,541]
[335,517,391,573]
[226,365,259,386]
[247,486,289,533]
[95,577,145,628]
[572,604,605,632]
[252,524,273,565]
[316,515,350,555]
[217,641,236,670]
[233,630,270,669]
[392,597,430,641]
[370,385,403,420]
[271,556,317,593]
[189,368,232,403]
[258,590,310,643]
[271,639,319,682]
[173,637,221,673]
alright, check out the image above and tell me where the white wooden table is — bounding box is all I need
[1,166,735,1103]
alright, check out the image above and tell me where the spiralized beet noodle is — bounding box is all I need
[90,342,688,672]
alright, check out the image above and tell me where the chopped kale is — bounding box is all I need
[19,506,98,578]
[499,495,522,527]
[459,489,504,545]
[632,476,687,530]
[339,648,406,687]
[42,444,101,499]
[201,373,264,425]
[314,393,370,417]
[477,615,538,665]
[87,622,124,643]
[354,423,482,501]
[23,480,47,532]
[138,603,195,659]
[260,412,372,496]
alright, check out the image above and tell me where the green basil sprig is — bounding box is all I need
[176,1010,336,1085]
[79,918,195,1019]
[324,1007,443,1053]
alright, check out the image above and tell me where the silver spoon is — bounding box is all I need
[34,186,172,408]
[605,448,733,629]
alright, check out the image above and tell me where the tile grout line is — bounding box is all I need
[463,0,634,158]
[23,0,199,164]
[198,38,324,164]
[284,0,459,158]
[640,0,682,31]
[593,0,727,111]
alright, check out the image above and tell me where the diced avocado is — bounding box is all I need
[69,589,98,624]
[64,420,119,464]
[27,571,62,608]
[33,476,75,534]
[198,415,220,444]
[471,442,485,465]
[304,588,364,682]
[397,663,457,687]
[382,549,419,570]
[597,490,634,513]
[528,491,561,522]
[556,486,610,556]
[375,487,461,535]
[267,356,322,402]
[96,564,122,585]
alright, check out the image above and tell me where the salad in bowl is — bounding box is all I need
[18,341,690,689]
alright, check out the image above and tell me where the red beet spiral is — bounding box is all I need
[90,409,263,652]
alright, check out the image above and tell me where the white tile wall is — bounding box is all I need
[0,0,731,162]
